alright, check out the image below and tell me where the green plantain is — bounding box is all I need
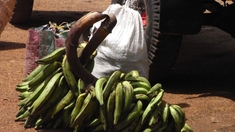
[51,89,75,118]
[113,82,124,125]
[71,87,98,128]
[131,81,151,91]
[141,89,164,125]
[28,62,61,88]
[114,100,143,131]
[123,70,140,80]
[32,76,66,116]
[35,47,66,64]
[62,55,78,96]
[106,90,116,128]
[30,72,63,115]
[23,64,47,82]
[125,76,151,87]
[70,92,87,124]
[18,68,61,107]
[103,70,121,100]
[94,76,108,106]
[169,105,182,132]
[122,80,134,112]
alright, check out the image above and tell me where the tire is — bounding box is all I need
[10,0,34,24]
[143,0,182,85]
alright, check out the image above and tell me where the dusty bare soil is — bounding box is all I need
[0,0,235,132]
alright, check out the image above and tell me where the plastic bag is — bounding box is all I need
[24,22,74,76]
[90,3,149,78]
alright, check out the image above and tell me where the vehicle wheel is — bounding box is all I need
[144,0,183,85]
[10,0,34,24]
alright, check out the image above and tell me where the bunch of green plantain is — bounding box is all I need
[81,70,194,132]
[15,42,95,129]
[15,44,193,132]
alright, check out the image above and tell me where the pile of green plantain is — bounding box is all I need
[15,42,193,132]
[15,11,193,132]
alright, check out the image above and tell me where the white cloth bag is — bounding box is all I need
[90,3,149,78]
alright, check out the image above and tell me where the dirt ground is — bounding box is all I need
[0,0,235,132]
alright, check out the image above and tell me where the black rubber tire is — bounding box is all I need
[144,0,183,85]
[10,0,34,24]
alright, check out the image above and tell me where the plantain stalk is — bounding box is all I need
[65,12,117,90]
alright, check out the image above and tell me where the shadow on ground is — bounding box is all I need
[0,41,25,50]
[159,25,235,102]
[11,10,90,30]
[161,64,235,101]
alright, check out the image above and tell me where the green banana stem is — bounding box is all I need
[66,12,117,90]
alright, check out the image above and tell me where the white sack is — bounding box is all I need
[90,3,149,78]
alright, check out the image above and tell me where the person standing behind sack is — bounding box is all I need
[90,1,149,79]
